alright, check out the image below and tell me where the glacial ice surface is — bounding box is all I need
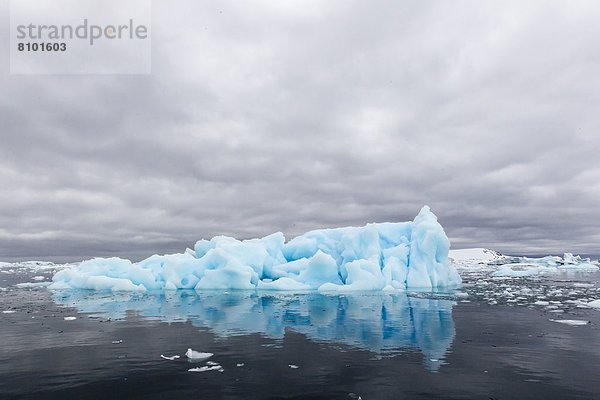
[49,206,461,292]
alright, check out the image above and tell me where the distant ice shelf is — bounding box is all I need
[449,248,599,276]
[48,206,461,292]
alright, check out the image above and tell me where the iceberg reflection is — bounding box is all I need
[51,291,455,371]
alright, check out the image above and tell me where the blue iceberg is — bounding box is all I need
[49,206,461,291]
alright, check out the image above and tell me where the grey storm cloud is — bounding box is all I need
[1,0,599,261]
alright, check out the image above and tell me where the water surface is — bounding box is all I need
[1,266,600,399]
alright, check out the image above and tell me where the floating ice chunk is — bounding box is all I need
[160,354,180,360]
[563,253,591,265]
[492,265,556,278]
[15,282,51,288]
[549,319,589,326]
[587,300,600,309]
[32,276,45,281]
[236,363,245,367]
[185,348,213,360]
[534,301,549,306]
[188,365,223,372]
[49,207,461,292]
[2,310,16,314]
[64,316,77,321]
[288,364,299,369]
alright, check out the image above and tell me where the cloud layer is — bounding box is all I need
[1,0,599,260]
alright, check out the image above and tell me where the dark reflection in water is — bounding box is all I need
[3,285,600,399]
[51,291,455,371]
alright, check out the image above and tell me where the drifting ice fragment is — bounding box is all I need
[15,282,51,288]
[288,364,299,369]
[188,365,223,372]
[160,355,180,360]
[64,316,77,321]
[2,310,16,314]
[48,206,461,291]
[587,300,600,309]
[549,319,589,326]
[185,348,213,360]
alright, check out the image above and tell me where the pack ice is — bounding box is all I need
[49,206,461,292]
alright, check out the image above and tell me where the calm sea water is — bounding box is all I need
[1,268,600,399]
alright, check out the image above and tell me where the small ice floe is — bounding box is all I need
[236,363,245,367]
[15,282,51,288]
[32,276,45,281]
[573,283,594,288]
[2,310,16,314]
[534,301,549,306]
[549,319,590,326]
[112,340,123,344]
[587,300,600,309]
[288,364,299,369]
[188,365,224,373]
[206,361,219,366]
[160,354,180,360]
[185,348,213,361]
[64,316,77,321]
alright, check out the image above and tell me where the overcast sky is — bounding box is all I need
[1,0,599,260]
